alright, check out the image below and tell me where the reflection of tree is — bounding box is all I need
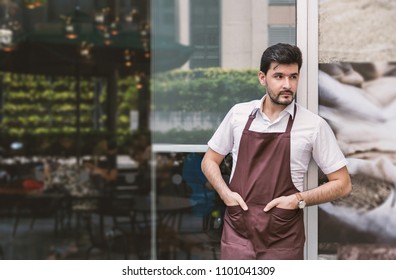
[153,68,262,112]
[152,68,262,144]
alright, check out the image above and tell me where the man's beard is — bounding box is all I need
[266,88,295,106]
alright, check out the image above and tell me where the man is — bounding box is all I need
[201,43,352,260]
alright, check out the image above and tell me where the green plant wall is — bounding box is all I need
[0,73,138,156]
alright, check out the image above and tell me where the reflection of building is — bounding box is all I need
[151,0,297,145]
[152,0,296,70]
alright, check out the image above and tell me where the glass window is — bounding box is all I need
[269,0,296,5]
[151,0,297,260]
[152,0,177,40]
[0,0,147,260]
[268,26,296,46]
[189,0,220,68]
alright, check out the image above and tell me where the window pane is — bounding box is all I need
[151,0,297,260]
[268,26,296,46]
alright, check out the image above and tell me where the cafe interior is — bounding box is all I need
[0,0,223,260]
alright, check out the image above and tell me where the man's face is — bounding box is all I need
[258,62,299,106]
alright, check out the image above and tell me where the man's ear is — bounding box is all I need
[258,71,267,86]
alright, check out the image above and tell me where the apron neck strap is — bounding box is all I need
[244,108,260,130]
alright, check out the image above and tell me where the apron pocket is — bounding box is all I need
[271,207,300,221]
[225,205,248,238]
[267,207,304,249]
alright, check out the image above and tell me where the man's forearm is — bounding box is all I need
[201,159,230,200]
[264,166,352,211]
[202,149,248,209]
[301,180,350,206]
[297,166,352,206]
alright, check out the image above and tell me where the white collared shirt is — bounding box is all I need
[208,96,348,191]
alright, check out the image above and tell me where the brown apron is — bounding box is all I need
[221,105,305,260]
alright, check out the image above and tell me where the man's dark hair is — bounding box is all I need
[259,43,303,74]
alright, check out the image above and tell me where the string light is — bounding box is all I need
[61,16,78,40]
[124,49,133,67]
[65,27,77,39]
[109,17,120,36]
[94,7,109,32]
[102,27,112,45]
[124,9,138,23]
[0,1,150,65]
[23,0,46,10]
[79,41,93,59]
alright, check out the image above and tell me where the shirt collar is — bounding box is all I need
[259,95,296,119]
